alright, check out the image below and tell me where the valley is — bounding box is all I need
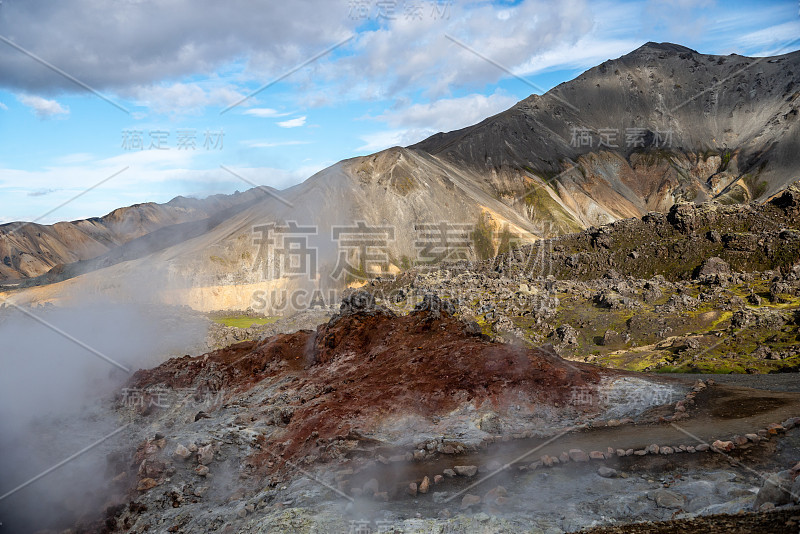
[1,37,800,534]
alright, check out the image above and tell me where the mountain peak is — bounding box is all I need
[634,42,698,55]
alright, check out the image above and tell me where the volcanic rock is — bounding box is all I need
[174,444,192,461]
[454,465,478,477]
[569,449,590,462]
[127,306,607,472]
[754,471,794,508]
[197,444,214,465]
[653,489,685,509]
[597,467,618,478]
[419,476,431,494]
[460,494,481,509]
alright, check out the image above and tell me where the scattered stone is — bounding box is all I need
[754,471,794,508]
[454,465,478,477]
[555,324,579,346]
[634,449,647,456]
[616,449,626,457]
[174,444,192,461]
[597,467,618,478]
[653,489,685,509]
[460,494,481,509]
[660,446,674,455]
[589,451,605,460]
[197,444,214,465]
[696,257,731,283]
[485,485,508,506]
[137,478,159,491]
[434,475,444,484]
[541,455,558,467]
[559,452,570,463]
[766,421,786,436]
[569,449,589,462]
[647,444,660,455]
[712,440,735,452]
[696,444,710,452]
[419,476,430,494]
[443,469,456,478]
[194,465,209,477]
[407,483,418,497]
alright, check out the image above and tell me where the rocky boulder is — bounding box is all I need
[696,257,731,284]
[754,471,795,509]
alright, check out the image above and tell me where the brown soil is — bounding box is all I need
[127,305,611,470]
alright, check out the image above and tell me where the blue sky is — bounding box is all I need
[0,0,798,224]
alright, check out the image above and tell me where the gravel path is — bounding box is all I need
[663,373,800,393]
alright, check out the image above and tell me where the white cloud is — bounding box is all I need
[243,108,291,118]
[128,82,246,115]
[1,0,597,107]
[54,153,95,165]
[0,151,314,223]
[377,91,518,132]
[0,101,7,110]
[277,116,307,128]
[356,128,435,154]
[734,20,800,55]
[16,94,69,118]
[516,37,645,77]
[356,91,518,155]
[0,0,355,94]
[318,0,594,100]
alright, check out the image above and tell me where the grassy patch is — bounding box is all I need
[212,315,278,328]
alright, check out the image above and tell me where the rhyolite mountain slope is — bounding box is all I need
[2,42,799,311]
[414,42,800,224]
[0,188,269,282]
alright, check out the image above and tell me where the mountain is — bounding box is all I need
[2,42,799,311]
[0,189,268,282]
[414,41,800,223]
